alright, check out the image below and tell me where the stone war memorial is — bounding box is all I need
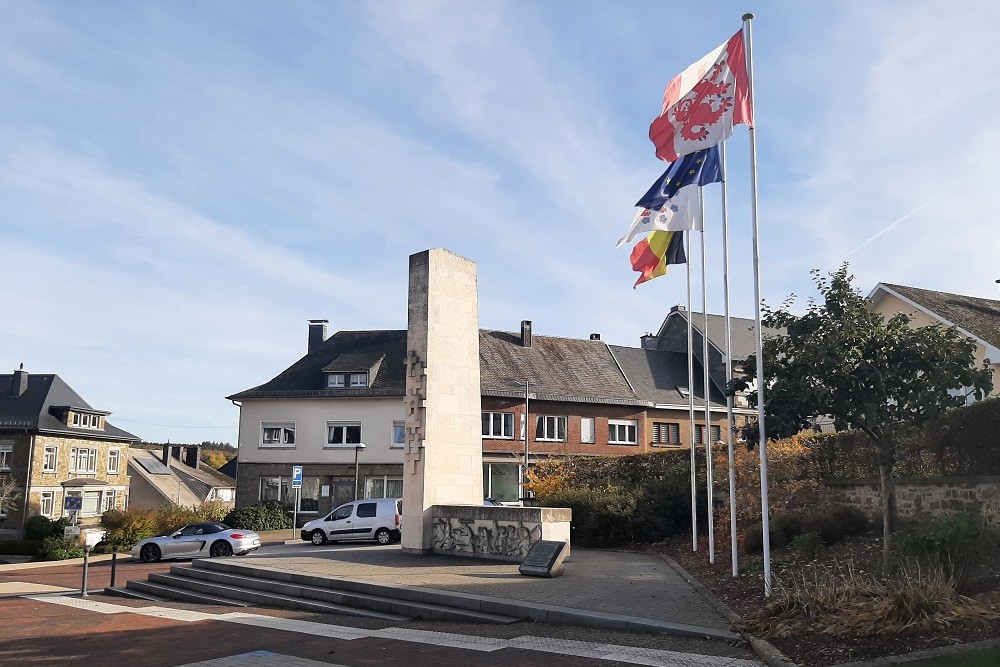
[401,248,571,564]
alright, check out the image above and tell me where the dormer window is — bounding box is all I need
[70,412,102,430]
[349,372,368,388]
[327,372,368,388]
[328,374,346,388]
[677,386,690,398]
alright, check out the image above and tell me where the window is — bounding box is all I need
[677,386,690,398]
[349,373,368,388]
[481,412,514,439]
[82,490,101,516]
[107,449,120,474]
[652,422,681,446]
[391,421,405,449]
[102,489,117,513]
[0,443,11,471]
[694,424,722,444]
[261,422,295,447]
[608,419,638,444]
[40,492,55,517]
[327,373,346,388]
[332,504,353,520]
[483,462,521,503]
[580,417,595,444]
[43,446,57,472]
[69,447,97,474]
[298,477,321,512]
[535,415,566,441]
[365,475,403,499]
[356,502,378,518]
[71,412,101,429]
[260,476,289,502]
[327,422,361,446]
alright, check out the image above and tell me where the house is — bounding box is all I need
[868,283,1000,398]
[0,366,139,538]
[228,319,735,517]
[127,444,236,510]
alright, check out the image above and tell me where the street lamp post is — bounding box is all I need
[507,380,531,500]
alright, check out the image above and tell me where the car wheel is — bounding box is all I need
[374,528,391,545]
[310,530,327,546]
[210,540,233,558]
[139,543,161,563]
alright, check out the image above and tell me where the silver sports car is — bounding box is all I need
[131,522,261,562]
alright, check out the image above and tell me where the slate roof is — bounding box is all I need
[876,283,1000,350]
[0,373,138,441]
[655,308,783,361]
[228,330,408,399]
[127,448,235,506]
[231,327,728,409]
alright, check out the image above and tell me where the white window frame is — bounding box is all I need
[364,475,403,499]
[260,421,295,448]
[327,373,346,388]
[391,421,405,449]
[349,372,369,388]
[0,443,11,471]
[43,446,58,472]
[608,419,638,445]
[259,476,288,503]
[107,449,120,475]
[580,417,595,444]
[102,489,117,513]
[81,490,101,516]
[481,412,514,439]
[39,491,55,518]
[535,415,567,442]
[326,421,362,447]
[69,447,97,474]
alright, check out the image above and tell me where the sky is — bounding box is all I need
[3,1,999,447]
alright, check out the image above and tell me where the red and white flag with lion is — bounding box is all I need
[649,30,752,162]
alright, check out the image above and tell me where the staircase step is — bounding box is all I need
[104,585,166,602]
[125,579,253,607]
[148,572,409,621]
[169,564,519,624]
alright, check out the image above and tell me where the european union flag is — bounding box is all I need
[635,146,722,211]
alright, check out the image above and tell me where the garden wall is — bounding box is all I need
[825,476,1000,526]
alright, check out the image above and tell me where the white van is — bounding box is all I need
[300,498,402,546]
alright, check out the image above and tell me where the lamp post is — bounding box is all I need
[353,443,366,501]
[506,380,530,499]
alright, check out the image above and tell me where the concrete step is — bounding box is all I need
[170,564,519,624]
[148,572,409,621]
[124,579,254,607]
[104,585,166,602]
[193,559,524,623]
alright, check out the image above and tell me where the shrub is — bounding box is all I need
[198,500,230,522]
[223,501,291,532]
[830,504,869,536]
[801,512,845,546]
[101,506,158,549]
[789,531,824,559]
[156,504,203,534]
[36,536,84,561]
[538,487,639,548]
[743,521,790,554]
[770,512,805,542]
[892,512,1000,593]
[24,515,54,540]
[0,539,43,556]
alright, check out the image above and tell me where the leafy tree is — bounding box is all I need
[734,266,993,562]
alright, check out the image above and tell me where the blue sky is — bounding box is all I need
[3,1,999,446]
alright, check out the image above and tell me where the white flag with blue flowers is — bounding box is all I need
[615,184,702,249]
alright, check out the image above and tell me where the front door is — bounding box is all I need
[332,481,354,506]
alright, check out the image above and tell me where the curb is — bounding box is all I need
[658,554,798,667]
[826,637,1000,667]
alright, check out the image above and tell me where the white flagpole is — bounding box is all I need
[720,141,738,577]
[687,232,698,552]
[700,196,715,564]
[743,12,771,596]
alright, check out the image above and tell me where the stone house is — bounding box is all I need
[0,366,139,538]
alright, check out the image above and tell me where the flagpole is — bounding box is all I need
[687,232,698,552]
[700,199,715,564]
[743,11,772,597]
[720,140,738,577]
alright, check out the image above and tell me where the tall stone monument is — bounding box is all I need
[401,248,484,553]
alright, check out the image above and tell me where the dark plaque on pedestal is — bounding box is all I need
[518,540,567,577]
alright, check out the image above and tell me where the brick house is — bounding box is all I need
[229,319,736,516]
[0,366,139,538]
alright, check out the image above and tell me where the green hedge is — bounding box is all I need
[223,501,291,532]
[0,539,42,556]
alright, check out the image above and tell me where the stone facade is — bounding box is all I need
[825,476,1000,526]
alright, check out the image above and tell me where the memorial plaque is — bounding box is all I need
[518,540,567,577]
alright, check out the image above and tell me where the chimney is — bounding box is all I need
[520,320,532,347]
[184,445,200,470]
[161,444,171,468]
[308,319,328,353]
[10,363,28,397]
[640,333,657,349]
[589,333,601,341]
[171,445,182,461]
[670,304,686,313]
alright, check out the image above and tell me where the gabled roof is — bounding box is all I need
[0,373,138,441]
[871,283,1000,352]
[127,448,235,507]
[609,346,724,408]
[654,308,782,361]
[228,330,408,400]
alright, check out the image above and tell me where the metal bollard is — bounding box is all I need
[110,547,118,588]
[81,548,90,597]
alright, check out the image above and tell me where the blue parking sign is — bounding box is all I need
[291,465,303,489]
[64,496,83,511]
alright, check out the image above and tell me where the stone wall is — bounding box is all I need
[825,476,1000,526]
[430,505,572,562]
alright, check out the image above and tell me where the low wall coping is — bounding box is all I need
[431,505,571,523]
[824,474,1000,487]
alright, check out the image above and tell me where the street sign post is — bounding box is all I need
[291,466,303,539]
[64,495,83,526]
